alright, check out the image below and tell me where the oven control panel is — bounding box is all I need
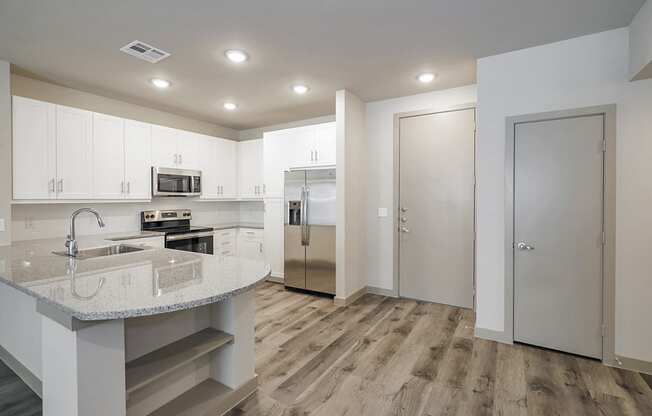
[142,209,192,222]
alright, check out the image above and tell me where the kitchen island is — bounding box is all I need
[0,235,270,416]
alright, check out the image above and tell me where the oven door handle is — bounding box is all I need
[166,231,214,242]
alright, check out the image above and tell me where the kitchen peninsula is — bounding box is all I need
[0,235,270,416]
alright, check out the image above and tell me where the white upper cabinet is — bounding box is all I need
[176,130,200,170]
[198,135,219,199]
[151,125,179,168]
[124,120,152,199]
[263,130,289,198]
[215,138,238,199]
[12,96,56,200]
[314,122,336,166]
[92,113,125,199]
[281,122,336,169]
[237,139,264,199]
[56,105,93,199]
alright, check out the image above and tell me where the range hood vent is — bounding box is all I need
[120,40,170,63]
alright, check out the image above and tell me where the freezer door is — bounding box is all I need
[305,169,336,294]
[284,224,305,289]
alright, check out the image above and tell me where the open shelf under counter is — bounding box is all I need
[125,328,233,395]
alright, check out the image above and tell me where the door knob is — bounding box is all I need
[517,242,535,251]
[400,227,410,233]
[400,216,408,223]
[400,207,408,213]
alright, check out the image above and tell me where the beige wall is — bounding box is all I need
[238,114,335,141]
[630,0,652,80]
[0,61,11,245]
[335,90,367,300]
[11,74,238,140]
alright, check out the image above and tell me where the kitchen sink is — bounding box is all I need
[53,244,146,260]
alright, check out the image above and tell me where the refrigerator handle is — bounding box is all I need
[305,187,311,245]
[300,187,307,246]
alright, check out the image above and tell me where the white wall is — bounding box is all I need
[238,114,335,141]
[477,27,652,363]
[0,61,11,245]
[336,90,368,299]
[365,85,477,291]
[11,200,255,241]
[630,0,652,80]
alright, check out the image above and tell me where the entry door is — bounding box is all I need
[399,108,475,308]
[514,115,604,359]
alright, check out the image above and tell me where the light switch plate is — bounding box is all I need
[0,219,5,232]
[377,208,388,218]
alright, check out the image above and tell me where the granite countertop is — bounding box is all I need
[101,230,166,241]
[0,235,270,321]
[203,222,264,230]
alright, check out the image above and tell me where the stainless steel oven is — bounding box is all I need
[152,167,201,197]
[165,231,214,255]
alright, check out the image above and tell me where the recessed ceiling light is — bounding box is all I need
[417,72,436,83]
[150,78,171,89]
[292,84,310,95]
[223,102,238,111]
[225,49,249,63]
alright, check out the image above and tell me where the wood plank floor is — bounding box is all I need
[229,282,652,416]
[1,282,651,416]
[0,361,41,416]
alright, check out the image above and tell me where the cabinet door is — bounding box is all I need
[263,131,289,198]
[124,120,152,199]
[198,135,219,199]
[315,122,336,166]
[92,113,125,199]
[287,126,315,168]
[151,125,179,168]
[216,138,238,199]
[264,199,284,278]
[237,139,263,198]
[56,105,93,199]
[12,96,56,200]
[238,236,264,261]
[177,130,200,170]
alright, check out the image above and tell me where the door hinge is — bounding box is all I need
[602,231,606,246]
[602,140,607,153]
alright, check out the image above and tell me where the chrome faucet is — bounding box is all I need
[65,208,106,257]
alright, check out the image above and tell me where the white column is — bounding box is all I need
[41,317,126,416]
[210,291,256,389]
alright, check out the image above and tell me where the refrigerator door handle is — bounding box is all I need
[304,187,311,245]
[300,187,307,246]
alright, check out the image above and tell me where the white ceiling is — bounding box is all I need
[0,0,644,130]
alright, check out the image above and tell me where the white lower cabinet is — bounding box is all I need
[214,229,237,257]
[236,228,264,261]
[264,199,284,279]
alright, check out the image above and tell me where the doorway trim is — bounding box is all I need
[504,105,616,363]
[393,102,477,306]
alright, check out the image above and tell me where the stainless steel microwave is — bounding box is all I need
[152,167,201,197]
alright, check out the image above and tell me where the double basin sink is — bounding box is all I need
[53,244,146,260]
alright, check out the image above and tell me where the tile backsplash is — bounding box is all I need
[12,200,264,241]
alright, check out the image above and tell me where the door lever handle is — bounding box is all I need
[400,227,410,233]
[517,242,535,251]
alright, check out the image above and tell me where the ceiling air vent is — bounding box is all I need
[120,40,170,63]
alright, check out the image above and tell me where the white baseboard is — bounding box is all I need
[474,327,513,345]
[266,276,284,284]
[366,285,397,297]
[334,286,367,306]
[608,355,652,376]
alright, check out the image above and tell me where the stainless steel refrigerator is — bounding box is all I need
[284,168,336,295]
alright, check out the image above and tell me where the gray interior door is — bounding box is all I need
[398,108,475,308]
[514,115,604,359]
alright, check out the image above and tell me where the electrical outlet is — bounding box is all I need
[377,208,388,218]
[0,219,5,232]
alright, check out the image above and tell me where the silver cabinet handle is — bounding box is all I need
[174,154,178,164]
[263,184,266,195]
[517,242,535,251]
[127,182,131,194]
[57,179,63,193]
[400,226,410,233]
[259,242,263,253]
[310,150,314,162]
[179,154,183,165]
[49,178,56,193]
[121,181,125,194]
[315,149,318,161]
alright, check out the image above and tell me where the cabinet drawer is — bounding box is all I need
[215,229,237,238]
[239,228,263,240]
[218,248,234,257]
